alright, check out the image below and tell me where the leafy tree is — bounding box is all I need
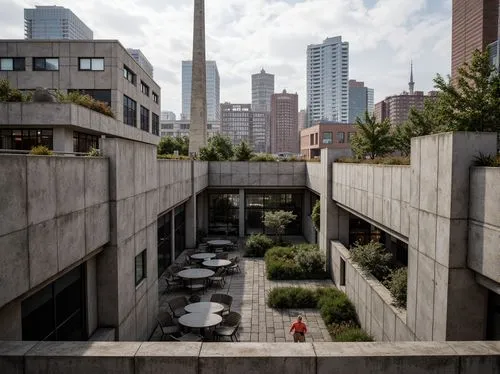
[198,145,221,161]
[263,210,297,244]
[350,112,394,159]
[0,79,30,102]
[234,140,254,161]
[198,133,234,161]
[158,136,189,156]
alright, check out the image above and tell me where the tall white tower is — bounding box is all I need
[306,36,349,126]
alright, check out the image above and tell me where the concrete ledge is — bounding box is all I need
[1,341,499,374]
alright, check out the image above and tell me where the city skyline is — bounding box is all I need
[0,0,452,115]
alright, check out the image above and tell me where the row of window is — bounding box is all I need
[124,65,158,103]
[123,95,159,135]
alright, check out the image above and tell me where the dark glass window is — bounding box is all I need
[73,131,99,153]
[174,205,186,260]
[123,65,136,84]
[152,92,159,103]
[78,58,104,71]
[68,89,111,107]
[33,57,59,71]
[140,81,150,96]
[487,291,500,340]
[323,132,333,144]
[208,193,240,236]
[157,212,172,277]
[336,132,345,143]
[152,113,159,136]
[0,57,25,71]
[0,128,53,150]
[135,250,147,286]
[123,95,137,127]
[140,106,150,132]
[22,265,85,341]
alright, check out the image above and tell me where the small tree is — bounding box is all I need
[263,210,297,244]
[350,112,394,159]
[311,200,320,231]
[234,140,254,161]
[158,136,189,156]
[198,134,234,161]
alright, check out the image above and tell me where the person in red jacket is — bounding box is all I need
[289,315,308,342]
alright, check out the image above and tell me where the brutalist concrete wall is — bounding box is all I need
[0,155,109,340]
[331,241,415,341]
[157,160,192,214]
[208,162,306,187]
[305,162,321,193]
[99,138,158,341]
[1,341,499,374]
[407,132,496,341]
[193,161,209,193]
[332,163,411,239]
[468,167,500,284]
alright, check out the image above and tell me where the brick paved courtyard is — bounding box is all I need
[153,246,334,342]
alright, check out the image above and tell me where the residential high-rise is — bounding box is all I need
[252,68,275,113]
[451,0,499,79]
[270,90,299,154]
[127,49,154,78]
[298,109,307,132]
[182,60,220,122]
[306,36,349,126]
[374,91,438,126]
[24,6,93,40]
[348,80,374,123]
[220,103,267,153]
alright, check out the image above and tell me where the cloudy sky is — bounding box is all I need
[0,0,452,116]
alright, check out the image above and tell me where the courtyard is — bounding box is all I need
[151,239,333,343]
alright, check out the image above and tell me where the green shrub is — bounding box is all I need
[328,322,373,342]
[294,245,325,274]
[250,153,277,162]
[350,241,393,281]
[311,200,320,231]
[86,147,100,157]
[265,244,327,280]
[157,154,191,160]
[0,79,31,102]
[473,152,500,167]
[318,293,357,325]
[335,156,410,165]
[57,91,114,118]
[386,267,407,308]
[30,145,53,155]
[245,233,274,257]
[267,287,317,309]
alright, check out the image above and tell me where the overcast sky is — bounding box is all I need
[0,0,452,116]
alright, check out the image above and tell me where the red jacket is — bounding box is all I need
[290,321,307,333]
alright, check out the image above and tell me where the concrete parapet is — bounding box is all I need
[0,341,499,374]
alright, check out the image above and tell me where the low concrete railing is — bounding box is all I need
[306,162,321,193]
[1,341,499,374]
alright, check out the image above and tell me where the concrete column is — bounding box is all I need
[185,195,197,248]
[171,210,176,262]
[188,0,207,154]
[407,132,497,341]
[239,188,245,237]
[52,127,73,153]
[86,257,98,338]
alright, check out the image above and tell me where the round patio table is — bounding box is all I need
[177,268,214,279]
[184,301,224,314]
[178,312,222,329]
[190,252,216,260]
[202,259,232,268]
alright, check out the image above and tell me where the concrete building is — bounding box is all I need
[299,121,355,159]
[159,119,219,138]
[161,111,176,121]
[270,90,299,154]
[24,6,93,40]
[306,36,349,126]
[452,0,499,79]
[0,40,161,152]
[220,103,268,153]
[182,60,220,122]
[127,49,154,78]
[374,91,438,126]
[251,68,275,113]
[348,80,374,123]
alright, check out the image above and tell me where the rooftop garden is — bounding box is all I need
[0,79,115,118]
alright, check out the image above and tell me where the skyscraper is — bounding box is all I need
[348,80,375,123]
[127,49,154,78]
[306,36,349,126]
[24,6,93,40]
[252,69,275,112]
[270,90,299,154]
[182,60,220,121]
[451,0,499,78]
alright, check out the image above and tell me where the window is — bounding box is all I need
[322,132,333,144]
[140,106,150,132]
[152,92,159,104]
[340,258,346,286]
[78,58,104,71]
[0,128,53,150]
[123,95,137,127]
[140,81,150,96]
[123,65,136,84]
[336,132,345,143]
[208,194,240,236]
[73,131,99,153]
[157,213,172,277]
[0,57,25,71]
[161,123,173,130]
[152,113,159,136]
[33,57,59,71]
[310,134,314,145]
[135,250,147,286]
[348,132,356,143]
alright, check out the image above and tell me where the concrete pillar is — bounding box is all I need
[171,210,176,262]
[86,257,98,338]
[52,127,73,153]
[188,0,207,155]
[185,195,197,248]
[407,132,497,341]
[239,188,245,237]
